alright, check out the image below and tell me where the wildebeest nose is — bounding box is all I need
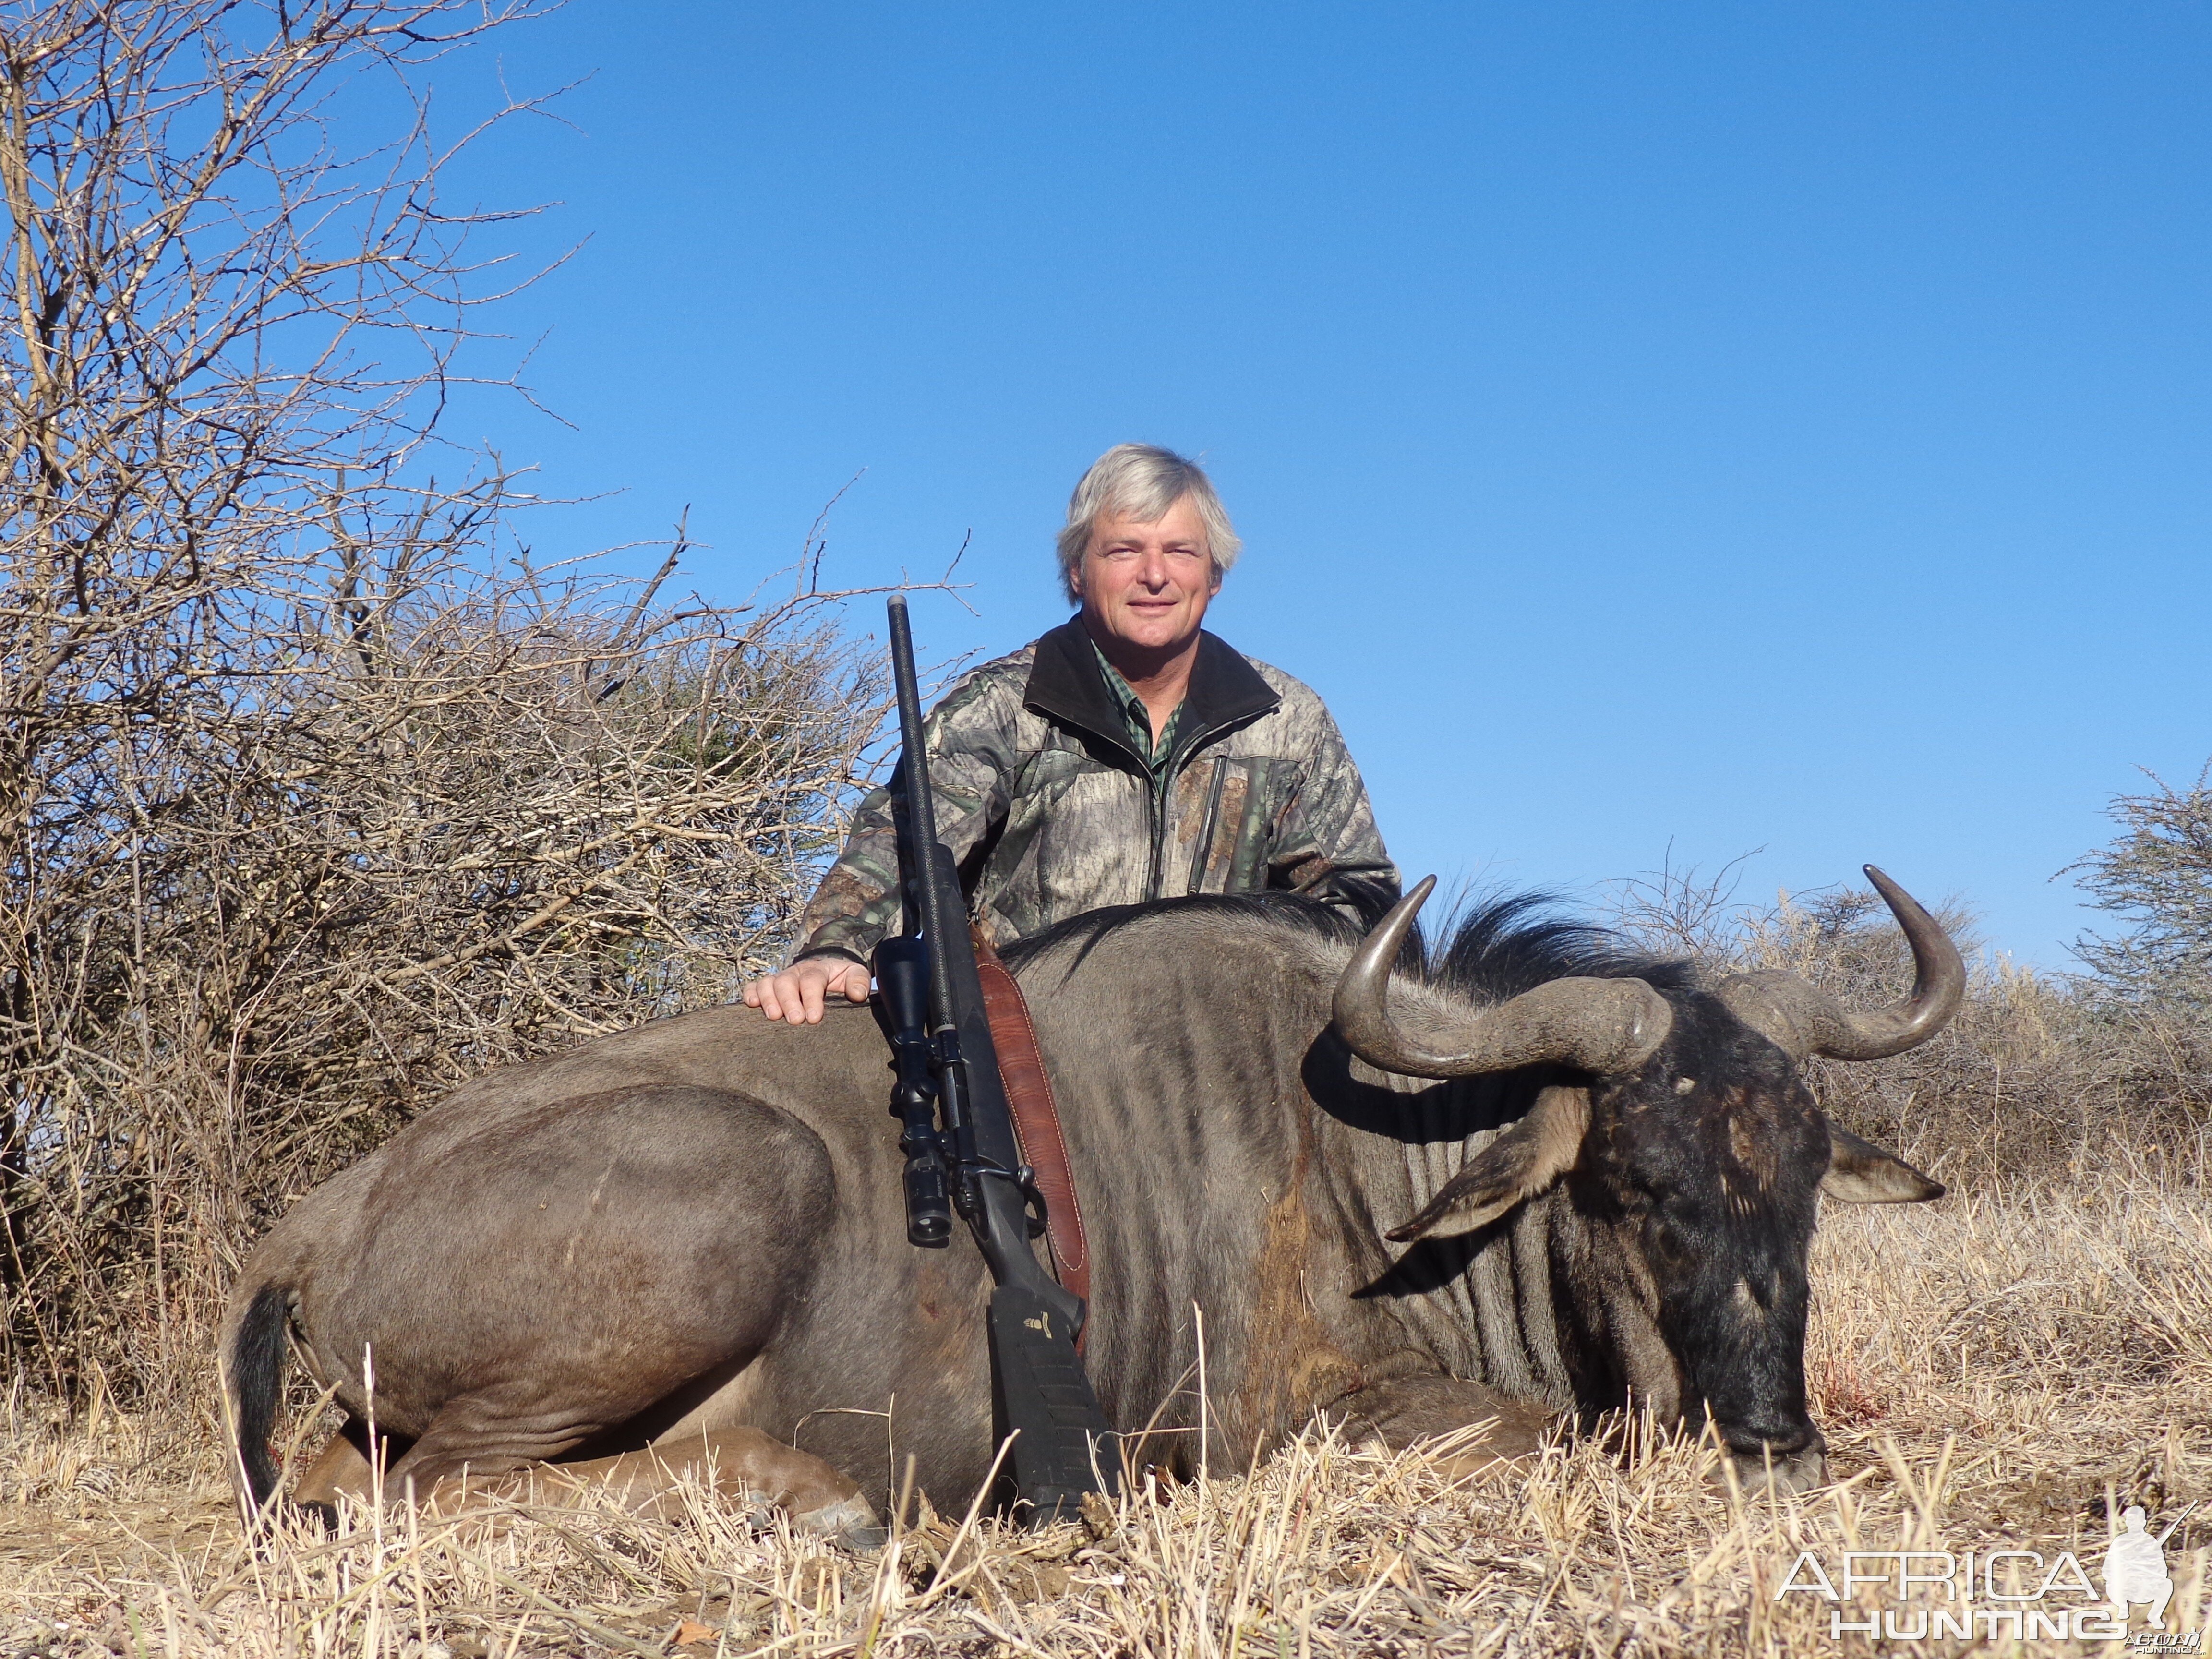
[1725,1419,1821,1457]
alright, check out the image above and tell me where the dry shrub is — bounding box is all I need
[0,0,890,1409]
[4,519,885,1413]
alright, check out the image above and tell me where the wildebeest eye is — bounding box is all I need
[1647,1218,1692,1271]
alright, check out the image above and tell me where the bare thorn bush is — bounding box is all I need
[2070,764,2212,1009]
[0,2,887,1407]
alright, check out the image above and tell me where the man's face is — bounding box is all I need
[1073,495,1221,658]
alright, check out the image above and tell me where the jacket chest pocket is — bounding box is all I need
[1179,756,1295,896]
[1011,746,1108,814]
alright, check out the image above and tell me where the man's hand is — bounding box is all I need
[742,956,873,1024]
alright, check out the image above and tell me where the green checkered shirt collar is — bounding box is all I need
[1088,637,1185,773]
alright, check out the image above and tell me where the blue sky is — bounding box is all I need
[424,2,2212,967]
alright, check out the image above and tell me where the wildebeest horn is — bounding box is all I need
[1333,877,1675,1079]
[1715,866,1966,1062]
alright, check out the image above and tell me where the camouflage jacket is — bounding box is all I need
[794,619,1400,964]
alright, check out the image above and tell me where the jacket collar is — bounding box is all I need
[1023,617,1280,766]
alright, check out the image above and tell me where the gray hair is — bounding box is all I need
[1055,444,1242,603]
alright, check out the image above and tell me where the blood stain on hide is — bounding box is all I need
[1228,1176,1361,1458]
[1727,1101,1780,1192]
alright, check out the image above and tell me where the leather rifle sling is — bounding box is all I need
[970,928,1093,1336]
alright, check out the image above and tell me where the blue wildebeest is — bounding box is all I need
[220,867,1959,1532]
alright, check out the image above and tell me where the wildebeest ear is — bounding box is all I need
[1821,1124,1945,1203]
[1387,1086,1589,1242]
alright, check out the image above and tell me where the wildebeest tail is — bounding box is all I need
[226,1282,290,1514]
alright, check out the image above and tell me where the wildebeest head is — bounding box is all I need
[1331,866,1959,1494]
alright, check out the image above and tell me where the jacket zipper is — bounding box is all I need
[1186,756,1229,895]
[1141,765,1164,900]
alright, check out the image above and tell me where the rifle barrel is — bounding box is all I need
[2155,1499,2200,1546]
[887,594,961,1039]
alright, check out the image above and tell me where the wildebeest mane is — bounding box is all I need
[1431,892,1695,1003]
[1001,885,1693,1002]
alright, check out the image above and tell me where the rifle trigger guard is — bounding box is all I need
[1015,1164,1049,1239]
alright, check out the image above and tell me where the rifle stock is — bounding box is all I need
[874,594,1118,1518]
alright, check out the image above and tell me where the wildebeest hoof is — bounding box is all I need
[1723,1445,1827,1497]
[793,1492,883,1548]
[293,1498,341,1533]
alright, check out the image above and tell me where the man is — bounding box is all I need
[743,442,1399,1023]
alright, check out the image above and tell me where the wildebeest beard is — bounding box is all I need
[220,869,1953,1527]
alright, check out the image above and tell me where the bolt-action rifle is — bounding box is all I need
[873,593,1118,1520]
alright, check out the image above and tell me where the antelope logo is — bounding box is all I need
[1777,1500,2203,1646]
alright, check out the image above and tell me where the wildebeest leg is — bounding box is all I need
[290,1417,415,1524]
[297,1422,880,1546]
[290,1420,880,1544]
[379,1387,617,1499]
[1329,1367,1557,1478]
[417,1427,881,1545]
[291,1420,371,1517]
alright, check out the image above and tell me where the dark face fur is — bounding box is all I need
[1354,875,1955,1496]
[1386,976,1943,1491]
[1581,991,1831,1470]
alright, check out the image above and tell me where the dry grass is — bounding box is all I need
[5,1155,2206,1658]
